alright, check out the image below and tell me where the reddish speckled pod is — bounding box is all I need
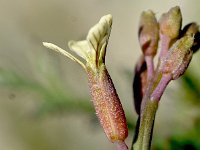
[87,65,128,142]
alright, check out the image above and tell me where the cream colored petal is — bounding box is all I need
[86,14,112,66]
[43,42,86,70]
[68,40,90,60]
[43,14,112,72]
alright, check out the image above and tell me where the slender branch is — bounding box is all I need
[133,72,172,150]
[115,141,129,150]
[159,34,171,58]
[133,100,158,150]
[150,74,171,101]
[145,56,154,80]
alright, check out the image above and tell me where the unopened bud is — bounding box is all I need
[138,10,159,56]
[181,23,200,53]
[159,6,182,39]
[160,35,194,79]
[182,23,199,36]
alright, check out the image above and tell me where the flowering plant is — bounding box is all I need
[43,6,200,150]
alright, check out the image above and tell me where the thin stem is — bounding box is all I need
[132,75,157,150]
[159,34,171,58]
[145,56,154,81]
[133,100,158,150]
[115,141,129,150]
[142,100,158,150]
[132,73,172,150]
[150,74,172,101]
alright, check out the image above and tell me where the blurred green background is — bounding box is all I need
[0,0,200,149]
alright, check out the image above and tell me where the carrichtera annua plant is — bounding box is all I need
[43,6,200,150]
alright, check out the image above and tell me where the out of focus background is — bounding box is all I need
[0,0,200,150]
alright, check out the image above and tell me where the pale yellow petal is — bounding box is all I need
[43,42,86,70]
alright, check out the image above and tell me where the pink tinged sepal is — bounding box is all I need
[138,10,159,57]
[160,35,194,80]
[159,6,182,40]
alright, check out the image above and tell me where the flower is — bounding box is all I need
[43,14,128,145]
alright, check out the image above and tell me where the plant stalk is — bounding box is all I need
[133,100,158,150]
[133,73,171,150]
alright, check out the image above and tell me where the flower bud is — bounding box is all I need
[160,35,194,80]
[159,6,182,39]
[181,23,200,53]
[138,10,159,56]
[181,22,199,36]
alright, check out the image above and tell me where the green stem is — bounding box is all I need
[133,100,158,150]
[133,73,171,150]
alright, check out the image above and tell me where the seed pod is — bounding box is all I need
[138,10,159,56]
[43,14,128,143]
[159,6,182,40]
[160,35,194,80]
